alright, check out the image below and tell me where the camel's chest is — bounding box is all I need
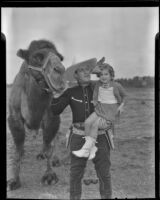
[21,91,49,129]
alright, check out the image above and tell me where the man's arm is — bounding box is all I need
[50,88,70,115]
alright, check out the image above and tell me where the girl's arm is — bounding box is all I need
[116,82,127,114]
[117,82,127,104]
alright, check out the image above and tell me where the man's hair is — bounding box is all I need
[73,70,78,80]
[98,63,115,80]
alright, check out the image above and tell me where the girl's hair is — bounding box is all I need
[98,63,115,80]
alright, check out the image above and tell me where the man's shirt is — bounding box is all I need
[51,84,94,123]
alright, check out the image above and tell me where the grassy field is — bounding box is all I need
[6,87,155,199]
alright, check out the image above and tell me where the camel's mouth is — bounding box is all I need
[42,53,65,93]
[44,72,65,93]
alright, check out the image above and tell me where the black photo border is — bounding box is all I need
[1,1,159,199]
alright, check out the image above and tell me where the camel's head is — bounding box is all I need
[17,39,66,93]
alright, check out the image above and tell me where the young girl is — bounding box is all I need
[72,63,127,159]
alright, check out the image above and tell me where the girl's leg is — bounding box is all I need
[74,117,100,160]
[89,117,100,140]
[72,113,100,158]
[85,112,99,136]
[87,118,100,160]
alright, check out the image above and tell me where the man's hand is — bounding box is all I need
[52,82,68,98]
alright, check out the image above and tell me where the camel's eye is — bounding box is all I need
[30,53,45,67]
[34,53,44,63]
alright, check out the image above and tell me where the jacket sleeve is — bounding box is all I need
[116,82,128,103]
[50,89,70,115]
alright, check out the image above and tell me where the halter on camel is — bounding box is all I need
[28,52,64,93]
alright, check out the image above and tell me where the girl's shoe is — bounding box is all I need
[72,136,96,158]
[88,145,98,160]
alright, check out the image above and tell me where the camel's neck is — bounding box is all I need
[25,77,52,129]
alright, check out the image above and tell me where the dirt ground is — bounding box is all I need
[6,87,155,199]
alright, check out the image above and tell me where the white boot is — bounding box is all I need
[72,136,96,158]
[88,145,98,160]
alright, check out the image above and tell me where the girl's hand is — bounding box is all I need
[117,103,124,115]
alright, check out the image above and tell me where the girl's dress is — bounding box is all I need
[93,80,127,125]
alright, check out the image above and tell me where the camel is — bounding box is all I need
[7,39,65,191]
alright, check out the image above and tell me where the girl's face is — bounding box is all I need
[99,69,112,84]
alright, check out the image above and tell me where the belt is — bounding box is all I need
[73,122,85,131]
[73,122,109,131]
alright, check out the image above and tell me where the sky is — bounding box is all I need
[2,7,159,84]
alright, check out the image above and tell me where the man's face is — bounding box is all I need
[75,65,91,83]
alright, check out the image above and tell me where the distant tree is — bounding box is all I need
[115,76,154,88]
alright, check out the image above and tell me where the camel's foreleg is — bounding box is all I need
[40,143,59,185]
[7,114,25,191]
[39,112,60,185]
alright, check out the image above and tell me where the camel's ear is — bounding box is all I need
[17,49,29,61]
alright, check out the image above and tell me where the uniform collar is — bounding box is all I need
[78,82,91,88]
